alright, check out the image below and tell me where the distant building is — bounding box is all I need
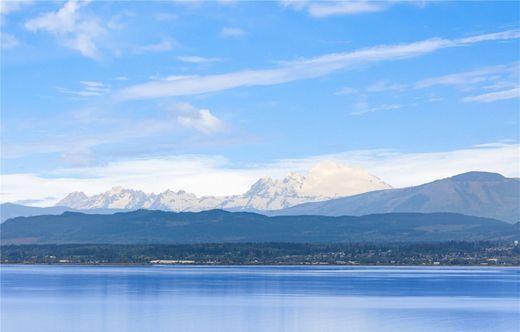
[150,260,195,264]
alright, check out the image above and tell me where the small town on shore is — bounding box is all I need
[2,241,519,266]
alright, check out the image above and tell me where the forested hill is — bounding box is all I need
[1,209,517,244]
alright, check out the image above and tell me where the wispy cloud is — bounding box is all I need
[137,38,177,53]
[415,63,519,103]
[3,99,230,162]
[415,63,519,90]
[350,101,406,115]
[55,81,110,97]
[335,79,407,97]
[2,109,177,160]
[148,74,198,81]
[462,87,520,103]
[282,0,389,17]
[366,79,407,92]
[116,29,520,101]
[25,0,108,59]
[334,86,359,95]
[176,55,221,63]
[61,147,97,167]
[336,62,519,106]
[1,32,20,49]
[220,27,245,38]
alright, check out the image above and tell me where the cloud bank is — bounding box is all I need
[2,142,518,206]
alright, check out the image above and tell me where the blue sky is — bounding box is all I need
[1,0,519,205]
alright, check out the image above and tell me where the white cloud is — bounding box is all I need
[350,102,405,115]
[308,143,520,187]
[179,110,225,134]
[462,87,520,103]
[176,55,221,63]
[148,74,198,81]
[458,30,520,43]
[1,32,20,48]
[2,142,518,206]
[172,102,226,134]
[0,0,33,16]
[269,142,520,188]
[25,0,107,59]
[366,79,407,92]
[282,0,389,17]
[80,80,103,87]
[334,86,359,95]
[353,143,520,188]
[334,79,407,102]
[1,155,258,206]
[220,27,245,38]
[335,80,407,96]
[54,81,110,97]
[415,63,519,90]
[116,29,520,101]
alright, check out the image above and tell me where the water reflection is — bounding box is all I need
[1,265,519,332]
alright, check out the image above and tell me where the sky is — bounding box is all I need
[1,0,519,206]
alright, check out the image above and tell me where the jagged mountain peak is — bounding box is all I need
[56,192,88,207]
[56,187,153,210]
[55,160,391,211]
[245,175,304,198]
[250,177,274,187]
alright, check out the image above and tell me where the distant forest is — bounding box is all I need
[2,242,519,266]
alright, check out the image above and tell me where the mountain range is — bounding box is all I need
[0,203,129,223]
[1,170,518,224]
[55,161,391,211]
[273,171,520,223]
[1,210,516,245]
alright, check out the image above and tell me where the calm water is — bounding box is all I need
[1,265,519,332]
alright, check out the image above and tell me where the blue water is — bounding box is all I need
[1,265,519,332]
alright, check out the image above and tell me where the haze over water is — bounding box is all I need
[1,265,518,332]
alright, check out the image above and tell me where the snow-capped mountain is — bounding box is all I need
[273,171,520,223]
[56,161,391,211]
[59,187,156,210]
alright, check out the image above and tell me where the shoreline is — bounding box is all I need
[2,262,519,267]
[4,242,517,266]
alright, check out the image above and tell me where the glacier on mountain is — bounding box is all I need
[56,160,391,211]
